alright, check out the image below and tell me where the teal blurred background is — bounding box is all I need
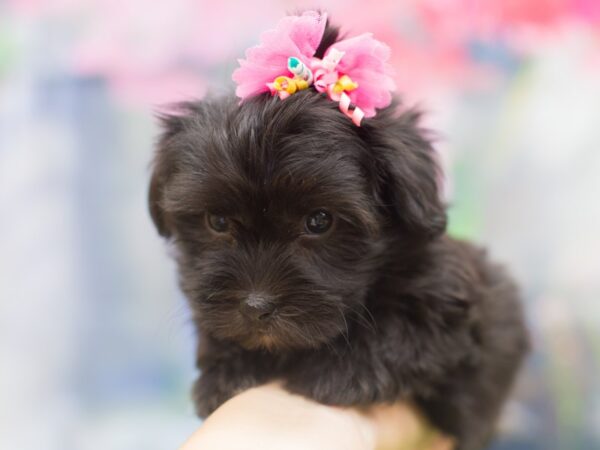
[1,1,599,449]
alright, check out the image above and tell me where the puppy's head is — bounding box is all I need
[149,90,445,351]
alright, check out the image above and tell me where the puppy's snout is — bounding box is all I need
[240,293,275,322]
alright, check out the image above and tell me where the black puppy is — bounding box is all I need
[148,25,528,450]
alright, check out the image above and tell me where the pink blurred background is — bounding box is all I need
[1,1,600,449]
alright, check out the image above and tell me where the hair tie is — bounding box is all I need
[232,11,396,126]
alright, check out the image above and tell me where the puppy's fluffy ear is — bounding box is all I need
[363,106,447,239]
[148,111,190,238]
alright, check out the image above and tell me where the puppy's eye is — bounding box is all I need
[305,210,333,234]
[206,214,230,233]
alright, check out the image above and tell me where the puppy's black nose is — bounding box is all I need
[240,293,275,322]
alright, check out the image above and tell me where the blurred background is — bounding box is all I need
[1,0,599,449]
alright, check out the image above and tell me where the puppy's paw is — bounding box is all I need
[192,374,234,418]
[192,371,259,418]
[283,358,383,406]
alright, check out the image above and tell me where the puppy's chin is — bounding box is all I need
[250,333,280,351]
[238,331,294,352]
[237,331,331,352]
[200,313,345,352]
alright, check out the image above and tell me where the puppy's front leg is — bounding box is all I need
[192,337,276,417]
[281,311,466,407]
[283,338,397,406]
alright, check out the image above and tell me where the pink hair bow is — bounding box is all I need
[232,11,395,126]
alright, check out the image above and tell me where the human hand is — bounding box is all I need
[178,383,454,450]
